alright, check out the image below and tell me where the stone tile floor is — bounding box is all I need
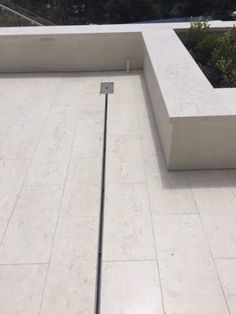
[0,71,235,314]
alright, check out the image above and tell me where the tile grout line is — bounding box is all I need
[150,212,198,216]
[0,114,39,153]
[23,184,64,188]
[133,76,166,314]
[103,259,157,263]
[138,73,231,313]
[188,174,231,314]
[0,75,63,152]
[0,262,49,266]
[0,158,34,161]
[0,119,47,160]
[37,77,88,314]
[105,181,146,185]
[106,134,141,139]
[140,139,166,314]
[0,74,64,250]
[215,257,236,260]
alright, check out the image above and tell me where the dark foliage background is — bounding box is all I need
[1,0,235,25]
[182,22,236,87]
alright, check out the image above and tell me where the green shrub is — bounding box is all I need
[183,22,236,88]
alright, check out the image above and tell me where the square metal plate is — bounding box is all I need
[100,82,114,94]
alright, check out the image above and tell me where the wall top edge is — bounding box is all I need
[169,88,236,120]
[170,113,236,122]
[143,28,236,119]
[0,21,235,37]
[168,88,236,120]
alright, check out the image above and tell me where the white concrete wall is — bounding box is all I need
[169,116,236,170]
[168,88,236,170]
[142,27,236,170]
[0,32,143,72]
[143,43,173,164]
[142,28,229,118]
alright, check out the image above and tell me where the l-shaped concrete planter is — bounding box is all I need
[0,21,235,170]
[142,27,236,170]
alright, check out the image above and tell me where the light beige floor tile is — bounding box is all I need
[101,261,164,314]
[188,169,235,188]
[105,182,150,214]
[76,111,104,130]
[16,101,52,121]
[2,71,235,314]
[0,103,19,128]
[0,160,30,219]
[60,181,100,218]
[190,174,236,258]
[25,138,72,185]
[67,156,102,183]
[0,264,47,314]
[41,261,96,314]
[106,136,146,184]
[73,134,103,159]
[0,186,62,264]
[49,217,98,263]
[107,74,135,101]
[24,100,51,120]
[79,93,105,112]
[103,183,156,261]
[0,125,11,148]
[0,218,8,241]
[42,105,78,139]
[13,185,63,218]
[73,112,104,158]
[0,216,57,264]
[41,217,98,313]
[153,215,228,314]
[77,110,104,121]
[0,120,44,160]
[107,99,140,136]
[216,259,236,314]
[147,179,196,214]
[0,75,58,124]
[53,75,84,106]
[108,93,135,107]
[144,154,196,214]
[12,76,60,121]
[83,75,102,94]
[144,153,190,186]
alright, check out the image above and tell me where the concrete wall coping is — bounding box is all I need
[0,20,235,36]
[142,28,236,119]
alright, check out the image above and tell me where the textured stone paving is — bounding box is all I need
[0,71,235,314]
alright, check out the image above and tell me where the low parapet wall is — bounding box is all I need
[142,27,236,170]
[0,31,143,72]
[0,22,236,170]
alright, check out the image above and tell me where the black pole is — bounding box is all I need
[95,93,108,314]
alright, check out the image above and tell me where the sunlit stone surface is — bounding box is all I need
[0,72,235,314]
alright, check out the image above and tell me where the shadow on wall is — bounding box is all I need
[138,75,236,190]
